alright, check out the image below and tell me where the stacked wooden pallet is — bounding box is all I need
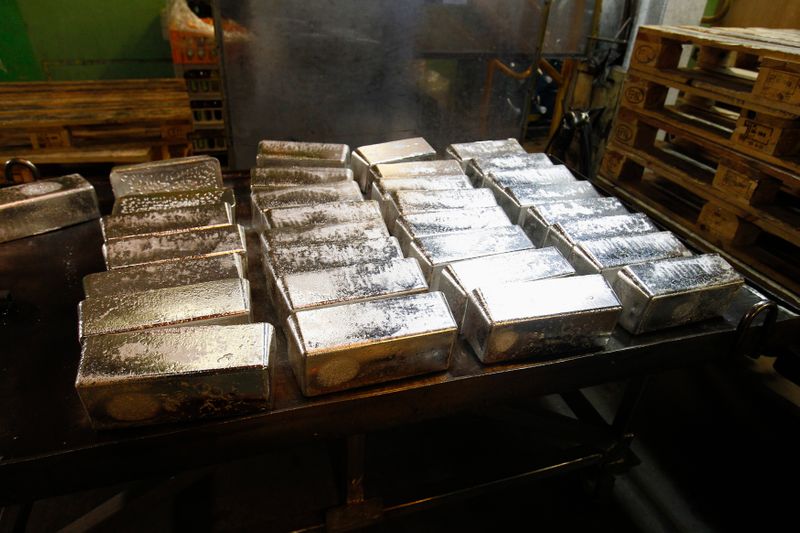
[599,25,800,306]
[0,79,193,167]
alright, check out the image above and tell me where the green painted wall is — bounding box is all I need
[1,0,173,81]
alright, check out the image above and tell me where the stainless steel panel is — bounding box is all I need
[545,213,659,258]
[75,323,273,428]
[462,275,621,364]
[521,197,629,246]
[613,254,744,334]
[261,220,389,252]
[78,278,252,338]
[384,188,498,228]
[445,138,525,170]
[262,200,382,230]
[112,188,236,216]
[431,247,575,326]
[250,167,354,188]
[393,206,512,255]
[109,156,223,199]
[100,203,232,241]
[286,292,456,396]
[352,137,436,191]
[256,140,349,167]
[494,181,600,224]
[0,174,100,243]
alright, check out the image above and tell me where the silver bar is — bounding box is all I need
[100,203,232,241]
[277,257,428,319]
[545,213,659,258]
[466,153,554,185]
[109,156,223,199]
[570,231,693,284]
[352,137,436,192]
[112,188,236,216]
[613,254,744,334]
[256,140,349,168]
[393,206,512,255]
[0,174,99,243]
[78,278,252,339]
[251,181,363,230]
[75,323,273,428]
[521,197,629,246]
[408,225,534,282]
[384,188,498,228]
[286,292,457,396]
[462,275,622,364]
[484,165,577,196]
[103,224,246,269]
[250,166,353,188]
[431,247,575,327]
[261,220,389,252]
[262,200,382,230]
[370,175,472,203]
[445,138,525,170]
[494,181,601,224]
[372,159,464,180]
[83,253,246,299]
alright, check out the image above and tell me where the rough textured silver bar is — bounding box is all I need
[522,197,629,246]
[112,188,235,216]
[83,253,246,298]
[462,275,622,364]
[109,156,223,198]
[78,278,252,339]
[261,220,389,252]
[256,140,349,168]
[251,181,363,230]
[352,137,436,192]
[103,224,246,269]
[466,153,554,185]
[277,258,428,319]
[370,175,472,203]
[250,166,353,188]
[570,231,692,283]
[263,200,381,230]
[484,165,577,196]
[0,174,100,243]
[545,213,659,258]
[384,188,498,228]
[75,323,273,428]
[286,292,457,396]
[393,206,512,255]
[408,226,534,282]
[431,247,575,327]
[100,203,232,241]
[494,181,601,224]
[445,139,525,170]
[371,159,464,182]
[613,254,744,334]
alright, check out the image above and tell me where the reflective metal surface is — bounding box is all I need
[371,176,472,204]
[0,175,99,243]
[431,247,574,326]
[82,253,246,299]
[484,165,577,195]
[112,188,236,216]
[393,206,512,255]
[545,213,660,259]
[286,292,456,396]
[78,278,252,338]
[261,220,389,252]
[109,156,223,198]
[462,275,622,364]
[467,152,554,185]
[100,203,232,241]
[102,224,247,269]
[494,181,601,224]
[385,188,498,227]
[352,137,437,192]
[251,182,364,229]
[76,323,273,428]
[408,225,533,281]
[372,160,465,181]
[613,254,744,334]
[256,140,350,168]
[445,138,525,169]
[250,167,354,188]
[261,200,382,230]
[570,231,693,284]
[522,197,629,246]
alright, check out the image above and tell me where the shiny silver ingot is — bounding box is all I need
[371,159,464,182]
[384,188,498,228]
[83,253,246,298]
[256,140,349,168]
[613,254,744,334]
[484,165,577,197]
[431,247,575,326]
[494,181,600,224]
[522,197,629,246]
[112,188,235,216]
[78,278,252,339]
[370,175,473,203]
[251,181,363,230]
[103,224,246,269]
[277,258,428,319]
[467,153,554,185]
[352,137,436,192]
[408,226,534,282]
[393,206,512,254]
[445,138,525,170]
[0,174,100,243]
[286,292,457,396]
[545,213,659,258]
[109,156,223,198]
[462,275,622,364]
[261,220,389,252]
[75,323,273,428]
[262,200,381,230]
[250,166,353,188]
[100,203,232,241]
[571,232,692,283]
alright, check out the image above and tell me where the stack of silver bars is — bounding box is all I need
[75,156,275,429]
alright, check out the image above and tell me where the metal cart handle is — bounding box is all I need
[733,299,779,359]
[3,158,41,186]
